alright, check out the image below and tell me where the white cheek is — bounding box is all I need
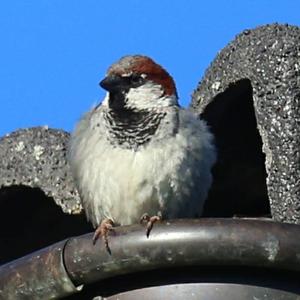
[125,82,177,109]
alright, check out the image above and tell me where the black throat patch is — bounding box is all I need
[103,107,167,149]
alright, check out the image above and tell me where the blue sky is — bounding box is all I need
[1,1,300,137]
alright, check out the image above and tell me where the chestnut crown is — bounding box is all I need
[100,55,177,97]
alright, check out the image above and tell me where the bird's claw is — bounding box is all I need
[140,213,161,238]
[93,218,114,254]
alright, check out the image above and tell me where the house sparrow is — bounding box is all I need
[69,55,216,252]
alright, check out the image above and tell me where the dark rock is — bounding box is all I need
[0,127,92,263]
[192,23,300,224]
[0,126,81,214]
[0,185,92,264]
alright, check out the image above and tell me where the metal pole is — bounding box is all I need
[64,218,300,286]
[1,219,300,299]
[0,240,81,300]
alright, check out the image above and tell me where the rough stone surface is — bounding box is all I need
[192,23,300,224]
[0,126,82,214]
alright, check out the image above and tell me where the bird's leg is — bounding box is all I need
[93,218,114,254]
[140,212,162,238]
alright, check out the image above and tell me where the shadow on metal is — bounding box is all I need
[0,218,300,299]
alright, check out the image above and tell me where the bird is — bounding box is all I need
[69,55,216,252]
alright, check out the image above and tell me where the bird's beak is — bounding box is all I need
[99,75,123,92]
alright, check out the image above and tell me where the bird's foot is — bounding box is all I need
[93,218,114,254]
[140,213,161,238]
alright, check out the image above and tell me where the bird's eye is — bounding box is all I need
[130,74,145,86]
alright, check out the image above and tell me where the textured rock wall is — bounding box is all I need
[0,126,81,214]
[192,23,300,223]
[0,127,92,264]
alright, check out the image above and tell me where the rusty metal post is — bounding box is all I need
[0,240,81,300]
[63,219,300,286]
[1,219,300,299]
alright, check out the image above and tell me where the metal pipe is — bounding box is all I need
[1,218,300,299]
[0,240,82,300]
[64,218,300,286]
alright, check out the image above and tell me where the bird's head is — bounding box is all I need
[100,55,178,111]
